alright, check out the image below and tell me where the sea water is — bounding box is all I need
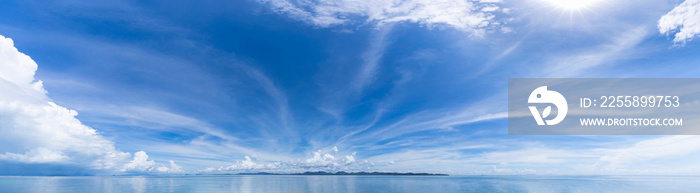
[0,175,697,193]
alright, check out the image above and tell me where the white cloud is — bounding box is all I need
[201,167,216,173]
[468,136,700,174]
[123,151,157,172]
[340,97,508,144]
[0,34,126,168]
[218,156,281,171]
[294,149,367,171]
[344,152,356,164]
[481,6,499,12]
[0,148,69,163]
[542,27,648,77]
[164,160,183,172]
[595,136,700,171]
[81,105,238,141]
[304,150,338,167]
[257,0,503,36]
[659,0,700,44]
[354,25,392,91]
[0,34,174,174]
[122,151,183,173]
[205,148,369,173]
[361,134,700,175]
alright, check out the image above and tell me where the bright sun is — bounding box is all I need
[545,0,598,10]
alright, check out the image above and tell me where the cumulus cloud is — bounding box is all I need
[659,0,700,43]
[302,150,357,168]
[0,34,177,174]
[205,147,371,174]
[122,151,183,173]
[218,156,281,171]
[257,0,504,36]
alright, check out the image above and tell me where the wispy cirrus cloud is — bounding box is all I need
[362,135,700,175]
[338,94,508,147]
[257,0,505,36]
[353,24,393,92]
[541,26,649,77]
[595,136,700,172]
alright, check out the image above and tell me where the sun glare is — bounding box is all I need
[545,0,598,10]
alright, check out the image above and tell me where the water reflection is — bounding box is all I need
[239,175,252,192]
[1,175,700,193]
[128,176,146,193]
[33,176,59,193]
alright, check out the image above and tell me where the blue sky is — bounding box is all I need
[1,0,700,175]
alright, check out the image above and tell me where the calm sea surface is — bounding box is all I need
[0,175,697,193]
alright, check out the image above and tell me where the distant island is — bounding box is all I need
[234,171,448,176]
